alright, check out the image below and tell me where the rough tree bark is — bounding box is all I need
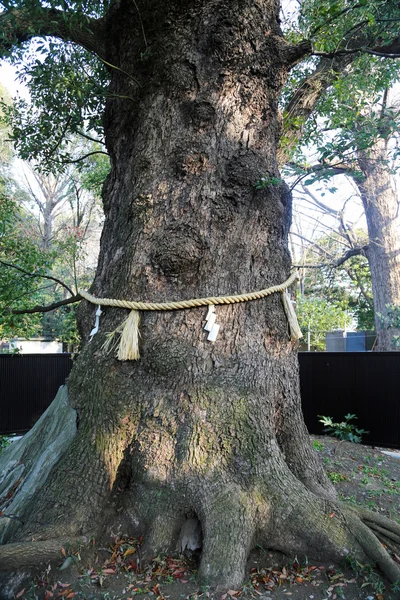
[1,0,400,594]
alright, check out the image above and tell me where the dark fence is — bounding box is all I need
[0,354,73,434]
[299,352,400,449]
[0,352,399,449]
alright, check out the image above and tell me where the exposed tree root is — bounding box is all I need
[0,386,76,544]
[0,537,88,571]
[344,509,400,583]
[374,533,400,557]
[197,488,256,589]
[1,388,399,590]
[1,497,400,591]
[366,522,400,547]
[350,505,400,563]
[356,506,400,537]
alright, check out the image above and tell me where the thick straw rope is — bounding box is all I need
[80,270,299,311]
[81,271,302,360]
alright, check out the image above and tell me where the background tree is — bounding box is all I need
[291,184,375,332]
[296,295,352,350]
[0,84,50,340]
[280,4,400,350]
[0,193,46,340]
[288,87,400,350]
[0,152,106,347]
[1,0,400,594]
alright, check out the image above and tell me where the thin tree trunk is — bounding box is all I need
[356,138,400,351]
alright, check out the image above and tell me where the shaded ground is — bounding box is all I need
[11,437,400,600]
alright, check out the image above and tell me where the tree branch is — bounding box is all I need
[76,129,106,146]
[0,259,75,296]
[5,283,55,312]
[289,159,357,175]
[281,39,313,68]
[334,245,368,267]
[61,150,109,165]
[311,35,400,59]
[362,36,400,58]
[293,245,369,269]
[44,114,73,161]
[296,185,340,217]
[291,232,336,261]
[279,54,355,165]
[281,24,400,164]
[12,294,82,315]
[0,6,107,59]
[310,4,365,37]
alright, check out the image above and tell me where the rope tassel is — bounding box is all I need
[118,309,141,360]
[282,292,303,341]
[102,309,141,360]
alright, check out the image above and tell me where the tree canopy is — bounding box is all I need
[1,0,400,171]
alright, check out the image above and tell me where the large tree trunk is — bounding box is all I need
[1,0,400,592]
[356,138,400,351]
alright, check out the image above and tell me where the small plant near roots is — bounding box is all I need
[345,555,388,598]
[335,584,345,598]
[0,435,11,456]
[312,439,324,451]
[345,554,362,576]
[318,413,369,443]
[327,471,347,484]
[339,493,359,505]
[392,579,400,593]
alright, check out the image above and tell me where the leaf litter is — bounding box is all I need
[14,437,400,599]
[16,543,394,600]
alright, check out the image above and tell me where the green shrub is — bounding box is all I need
[0,435,10,456]
[318,414,368,443]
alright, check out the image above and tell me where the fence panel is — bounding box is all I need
[298,352,400,449]
[0,353,399,448]
[0,354,73,434]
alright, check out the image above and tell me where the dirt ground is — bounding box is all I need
[12,436,400,600]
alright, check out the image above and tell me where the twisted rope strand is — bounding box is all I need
[80,270,299,311]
